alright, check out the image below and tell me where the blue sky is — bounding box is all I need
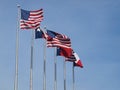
[0,0,120,90]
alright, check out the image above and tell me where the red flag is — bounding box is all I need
[57,47,73,58]
[65,52,83,68]
[73,53,83,68]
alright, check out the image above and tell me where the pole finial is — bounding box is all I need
[17,4,20,8]
[44,26,47,30]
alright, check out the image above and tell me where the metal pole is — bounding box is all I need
[30,30,34,90]
[73,63,75,90]
[14,5,20,90]
[64,60,66,90]
[43,27,46,90]
[54,47,57,90]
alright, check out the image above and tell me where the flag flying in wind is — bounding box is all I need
[65,52,83,68]
[35,27,44,39]
[73,53,83,68]
[46,30,71,47]
[57,47,73,58]
[20,8,43,29]
[46,30,72,57]
[57,47,75,61]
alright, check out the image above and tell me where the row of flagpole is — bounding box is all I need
[14,5,77,90]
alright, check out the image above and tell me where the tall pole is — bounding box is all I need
[30,30,34,90]
[73,63,75,90]
[14,5,20,90]
[64,60,66,90]
[54,47,57,90]
[43,27,46,90]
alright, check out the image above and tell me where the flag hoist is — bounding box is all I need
[42,27,47,90]
[15,6,43,90]
[48,31,72,90]
[14,5,20,90]
[35,27,47,90]
[65,52,83,90]
[20,7,43,90]
[35,28,58,90]
[54,47,57,90]
[64,59,66,90]
[57,47,83,90]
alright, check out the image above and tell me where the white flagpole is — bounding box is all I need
[64,59,66,90]
[73,63,75,90]
[14,5,20,90]
[30,30,34,90]
[54,47,57,90]
[43,27,46,90]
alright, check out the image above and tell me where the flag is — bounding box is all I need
[46,30,72,57]
[73,59,83,68]
[20,8,43,29]
[73,53,83,68]
[65,52,83,68]
[35,27,44,39]
[57,47,63,56]
[57,47,73,58]
[46,30,71,47]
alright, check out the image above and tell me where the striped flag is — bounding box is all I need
[46,30,72,57]
[20,8,43,29]
[66,52,83,68]
[46,30,71,48]
[73,52,83,68]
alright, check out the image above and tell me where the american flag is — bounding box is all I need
[20,9,43,29]
[46,30,72,57]
[46,30,71,48]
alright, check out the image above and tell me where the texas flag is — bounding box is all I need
[57,47,83,68]
[35,27,44,39]
[73,52,83,68]
[56,47,73,58]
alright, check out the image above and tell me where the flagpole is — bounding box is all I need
[43,27,46,90]
[14,5,20,90]
[30,30,34,90]
[64,59,66,90]
[73,63,75,90]
[54,47,57,90]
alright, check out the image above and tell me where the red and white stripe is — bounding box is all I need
[74,53,83,68]
[65,52,83,68]
[47,38,71,47]
[20,9,43,29]
[46,33,71,47]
